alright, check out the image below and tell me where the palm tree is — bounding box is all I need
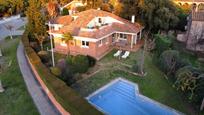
[62,32,73,55]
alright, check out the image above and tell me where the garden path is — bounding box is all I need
[17,42,60,115]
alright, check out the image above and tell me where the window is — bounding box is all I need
[60,40,67,47]
[124,34,127,39]
[103,38,108,44]
[81,41,89,48]
[119,34,127,39]
[112,34,115,39]
[98,40,102,47]
[112,34,115,42]
[98,18,102,23]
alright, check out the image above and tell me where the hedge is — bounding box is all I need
[21,32,102,115]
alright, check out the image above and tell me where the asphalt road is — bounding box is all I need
[0,17,26,40]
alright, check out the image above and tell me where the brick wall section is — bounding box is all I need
[54,34,135,60]
[26,55,70,115]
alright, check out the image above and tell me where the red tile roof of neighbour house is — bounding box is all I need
[50,15,73,25]
[50,9,143,39]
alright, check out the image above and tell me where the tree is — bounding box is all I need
[26,0,47,37]
[62,33,73,55]
[138,32,149,76]
[4,24,14,39]
[109,0,123,15]
[62,8,69,15]
[159,50,180,75]
[82,0,102,9]
[34,34,46,51]
[47,1,59,18]
[174,66,199,100]
[154,34,172,55]
[119,0,179,33]
[174,66,204,103]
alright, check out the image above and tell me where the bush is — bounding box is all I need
[66,55,89,73]
[21,32,30,47]
[30,41,40,52]
[56,59,66,71]
[87,55,96,67]
[50,67,61,77]
[174,66,204,103]
[38,51,50,63]
[61,66,75,85]
[62,8,69,15]
[25,47,41,64]
[155,34,172,55]
[159,50,180,76]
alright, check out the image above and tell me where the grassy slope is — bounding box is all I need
[72,50,201,115]
[0,38,39,115]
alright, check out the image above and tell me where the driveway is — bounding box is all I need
[0,17,26,40]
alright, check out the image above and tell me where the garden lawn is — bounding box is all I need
[0,38,39,115]
[72,49,201,115]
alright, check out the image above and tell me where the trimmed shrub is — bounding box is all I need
[21,32,30,47]
[50,67,61,77]
[38,51,50,63]
[25,47,41,64]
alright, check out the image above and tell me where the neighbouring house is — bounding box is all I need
[49,9,143,60]
[177,9,204,52]
[60,0,86,15]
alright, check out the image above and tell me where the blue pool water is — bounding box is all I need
[88,79,179,115]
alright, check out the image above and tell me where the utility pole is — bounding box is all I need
[48,22,55,67]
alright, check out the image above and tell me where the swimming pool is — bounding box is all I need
[87,78,181,115]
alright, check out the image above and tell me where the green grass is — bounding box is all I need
[72,49,202,115]
[0,38,39,115]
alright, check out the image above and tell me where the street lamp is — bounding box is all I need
[48,21,55,67]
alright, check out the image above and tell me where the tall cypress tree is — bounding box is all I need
[26,0,46,36]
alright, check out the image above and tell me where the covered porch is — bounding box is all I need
[111,30,143,52]
[114,40,144,52]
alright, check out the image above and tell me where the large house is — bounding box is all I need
[49,9,143,60]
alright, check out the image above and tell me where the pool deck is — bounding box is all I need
[86,77,184,115]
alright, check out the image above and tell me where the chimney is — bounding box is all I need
[131,15,135,23]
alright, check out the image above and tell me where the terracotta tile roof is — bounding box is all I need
[50,15,73,25]
[50,9,143,39]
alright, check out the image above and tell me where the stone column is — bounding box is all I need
[201,98,204,111]
[0,48,2,57]
[140,30,142,39]
[0,80,4,93]
[131,35,134,49]
[135,34,137,44]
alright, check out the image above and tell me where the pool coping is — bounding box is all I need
[86,77,184,115]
